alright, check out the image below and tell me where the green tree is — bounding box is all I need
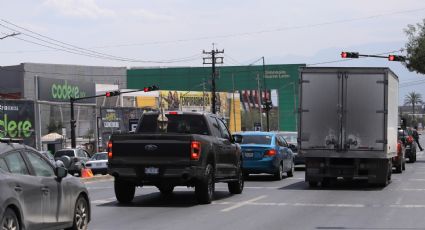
[404,19,425,74]
[404,91,423,118]
[46,121,63,133]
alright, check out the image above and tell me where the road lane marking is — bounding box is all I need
[91,197,425,210]
[220,195,267,212]
[408,179,425,181]
[91,197,116,204]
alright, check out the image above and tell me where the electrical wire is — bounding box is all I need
[1,7,424,54]
[0,20,202,64]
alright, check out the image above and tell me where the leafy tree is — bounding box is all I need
[404,19,425,74]
[404,91,423,118]
[46,121,63,133]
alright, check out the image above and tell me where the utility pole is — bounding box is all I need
[203,45,224,114]
[256,74,263,130]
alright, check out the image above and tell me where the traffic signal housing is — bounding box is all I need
[341,52,359,58]
[262,100,273,112]
[388,55,406,62]
[105,91,120,97]
[144,85,159,92]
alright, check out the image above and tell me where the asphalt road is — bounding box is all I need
[84,148,425,230]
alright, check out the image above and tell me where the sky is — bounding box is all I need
[1,0,425,104]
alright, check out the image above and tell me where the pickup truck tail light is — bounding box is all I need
[190,141,201,160]
[407,136,414,144]
[264,149,276,157]
[107,141,113,159]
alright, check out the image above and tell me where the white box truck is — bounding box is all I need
[298,67,398,187]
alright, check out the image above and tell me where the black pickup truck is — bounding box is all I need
[107,111,244,204]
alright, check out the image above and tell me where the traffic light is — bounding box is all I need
[388,55,406,62]
[262,100,273,112]
[105,91,120,97]
[341,52,359,58]
[143,85,159,92]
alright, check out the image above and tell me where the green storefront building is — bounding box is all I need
[127,64,305,131]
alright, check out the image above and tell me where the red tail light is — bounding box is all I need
[190,141,201,160]
[407,136,414,144]
[107,141,113,159]
[264,149,276,157]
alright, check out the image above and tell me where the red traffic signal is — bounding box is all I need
[388,55,405,62]
[105,91,120,97]
[143,85,159,92]
[341,52,359,59]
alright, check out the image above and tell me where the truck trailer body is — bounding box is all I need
[298,67,398,186]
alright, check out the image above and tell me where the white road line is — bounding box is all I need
[91,197,425,209]
[408,179,425,181]
[400,188,425,191]
[91,197,116,204]
[221,195,267,212]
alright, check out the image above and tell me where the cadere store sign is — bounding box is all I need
[37,77,96,103]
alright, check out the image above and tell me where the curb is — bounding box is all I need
[80,174,114,183]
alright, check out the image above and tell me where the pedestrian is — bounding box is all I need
[413,126,423,151]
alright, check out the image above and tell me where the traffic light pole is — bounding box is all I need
[69,86,158,148]
[341,51,406,62]
[70,98,76,148]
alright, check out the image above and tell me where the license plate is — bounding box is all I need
[244,152,254,158]
[95,163,102,167]
[145,167,159,175]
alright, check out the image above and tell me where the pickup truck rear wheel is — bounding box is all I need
[195,164,214,204]
[114,179,135,203]
[228,167,244,194]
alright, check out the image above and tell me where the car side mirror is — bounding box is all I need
[57,156,71,169]
[233,134,243,144]
[56,166,68,179]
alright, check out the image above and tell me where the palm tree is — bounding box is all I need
[404,91,423,116]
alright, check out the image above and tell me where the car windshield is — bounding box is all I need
[54,150,75,158]
[281,133,297,143]
[91,152,107,160]
[241,135,272,145]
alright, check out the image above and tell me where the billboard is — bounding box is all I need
[37,77,96,104]
[0,100,36,147]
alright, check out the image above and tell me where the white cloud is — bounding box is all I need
[42,0,116,19]
[129,9,174,22]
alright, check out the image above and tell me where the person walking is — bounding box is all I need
[413,126,423,151]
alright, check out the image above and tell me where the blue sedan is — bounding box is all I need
[236,132,295,180]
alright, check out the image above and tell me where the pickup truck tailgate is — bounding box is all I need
[110,134,192,166]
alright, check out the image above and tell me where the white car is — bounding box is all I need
[85,152,108,175]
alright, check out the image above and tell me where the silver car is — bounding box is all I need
[0,141,90,230]
[85,152,108,175]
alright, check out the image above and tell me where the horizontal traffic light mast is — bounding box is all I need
[70,85,159,148]
[341,51,407,62]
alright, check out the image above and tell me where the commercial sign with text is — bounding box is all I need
[0,100,36,147]
[37,77,96,103]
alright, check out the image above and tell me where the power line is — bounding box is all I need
[1,7,424,53]
[0,19,202,64]
[0,32,19,40]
